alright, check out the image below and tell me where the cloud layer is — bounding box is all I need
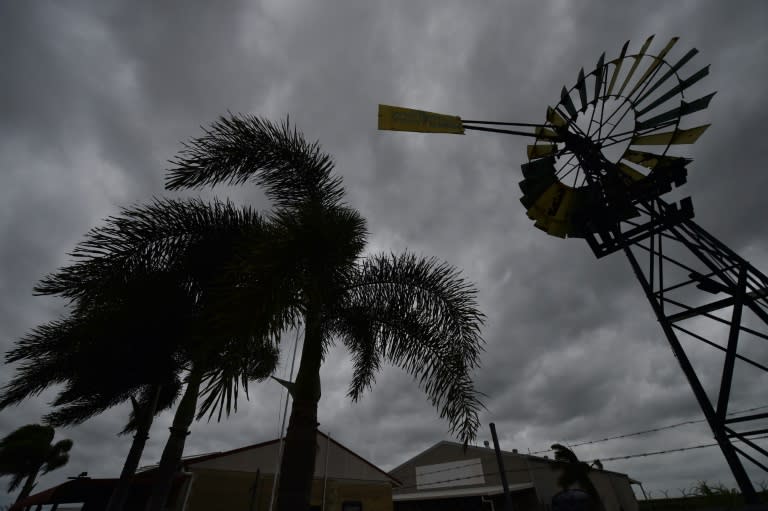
[1,0,767,504]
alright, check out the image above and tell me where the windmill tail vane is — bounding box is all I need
[377,104,548,137]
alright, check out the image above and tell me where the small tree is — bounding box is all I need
[0,424,72,503]
[551,444,603,510]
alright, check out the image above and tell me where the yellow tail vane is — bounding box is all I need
[378,104,464,134]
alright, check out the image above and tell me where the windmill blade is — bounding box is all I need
[634,48,699,107]
[560,86,579,119]
[593,52,606,104]
[527,183,587,238]
[626,37,679,101]
[521,155,557,179]
[622,149,688,169]
[528,144,558,159]
[535,126,560,140]
[576,68,588,112]
[520,156,557,208]
[377,104,464,134]
[617,162,646,181]
[631,125,710,145]
[607,40,630,95]
[617,35,655,97]
[526,182,571,237]
[547,106,568,127]
[636,92,716,130]
[520,172,558,208]
[636,66,711,116]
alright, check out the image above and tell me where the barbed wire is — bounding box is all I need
[529,404,768,454]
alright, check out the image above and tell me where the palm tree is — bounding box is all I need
[551,444,603,509]
[30,198,281,511]
[165,114,487,510]
[0,424,72,504]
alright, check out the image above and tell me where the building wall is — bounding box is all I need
[184,469,393,511]
[390,443,638,511]
[391,444,535,493]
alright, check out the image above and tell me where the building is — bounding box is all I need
[12,432,398,511]
[162,431,397,511]
[388,441,638,511]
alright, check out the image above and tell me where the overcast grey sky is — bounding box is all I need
[2,0,768,505]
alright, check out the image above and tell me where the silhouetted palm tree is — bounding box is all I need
[165,114,486,511]
[0,424,72,504]
[3,199,280,511]
[551,444,603,509]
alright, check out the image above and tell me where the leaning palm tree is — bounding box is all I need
[165,114,486,510]
[0,424,72,504]
[32,198,281,511]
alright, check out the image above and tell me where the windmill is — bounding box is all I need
[378,36,768,503]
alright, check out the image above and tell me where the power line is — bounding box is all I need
[530,404,768,454]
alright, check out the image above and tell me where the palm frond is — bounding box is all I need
[336,252,486,444]
[197,337,280,422]
[35,197,265,303]
[166,114,345,210]
[335,306,381,399]
[0,318,86,409]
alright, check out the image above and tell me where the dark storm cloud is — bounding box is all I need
[1,1,767,505]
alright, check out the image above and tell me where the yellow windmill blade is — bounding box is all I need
[625,37,679,101]
[622,149,688,170]
[617,35,655,97]
[631,125,710,146]
[607,40,630,96]
[527,144,558,159]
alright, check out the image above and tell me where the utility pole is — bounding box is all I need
[490,423,514,511]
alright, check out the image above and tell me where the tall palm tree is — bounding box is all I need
[31,198,281,511]
[0,424,72,504]
[165,114,487,510]
[551,444,603,509]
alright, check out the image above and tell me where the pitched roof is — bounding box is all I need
[141,431,400,485]
[388,440,632,479]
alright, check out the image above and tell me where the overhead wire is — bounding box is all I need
[529,404,768,454]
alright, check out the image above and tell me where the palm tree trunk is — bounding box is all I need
[106,384,163,511]
[146,366,204,511]
[277,317,323,511]
[15,467,41,503]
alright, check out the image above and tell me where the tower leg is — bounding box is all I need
[622,245,760,504]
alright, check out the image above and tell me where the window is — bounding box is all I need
[342,501,363,511]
